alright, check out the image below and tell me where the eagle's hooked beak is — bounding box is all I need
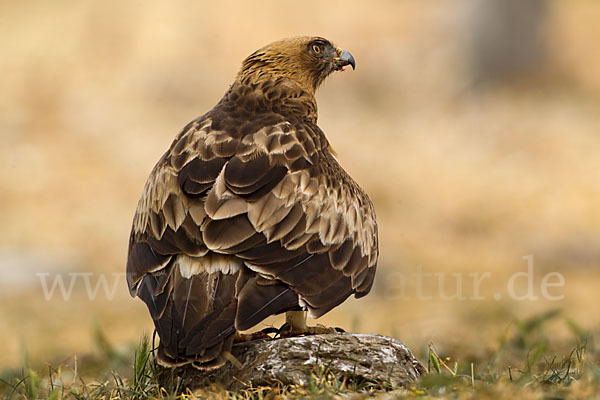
[334,48,355,71]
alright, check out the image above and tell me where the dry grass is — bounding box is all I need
[1,1,599,398]
[1,312,599,399]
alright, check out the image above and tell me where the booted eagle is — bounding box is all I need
[127,36,378,369]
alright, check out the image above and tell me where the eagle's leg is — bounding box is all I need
[282,310,339,336]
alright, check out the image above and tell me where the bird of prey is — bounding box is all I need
[126,36,378,369]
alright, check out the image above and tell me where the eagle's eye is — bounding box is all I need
[312,44,321,55]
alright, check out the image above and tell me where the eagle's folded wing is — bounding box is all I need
[128,116,378,333]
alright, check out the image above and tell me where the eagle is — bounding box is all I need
[126,36,378,369]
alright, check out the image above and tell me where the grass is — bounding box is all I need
[1,311,599,399]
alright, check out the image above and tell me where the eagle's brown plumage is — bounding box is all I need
[126,36,378,369]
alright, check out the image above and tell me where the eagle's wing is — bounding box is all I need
[127,116,378,365]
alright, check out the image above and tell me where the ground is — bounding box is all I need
[2,311,599,399]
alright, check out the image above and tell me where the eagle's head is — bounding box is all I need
[238,36,355,94]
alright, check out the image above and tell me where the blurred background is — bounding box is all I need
[1,0,599,369]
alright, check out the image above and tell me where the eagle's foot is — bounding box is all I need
[234,330,273,343]
[279,310,345,337]
[278,323,341,337]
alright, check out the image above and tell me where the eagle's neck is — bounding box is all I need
[221,72,318,124]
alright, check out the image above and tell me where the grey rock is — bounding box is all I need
[156,333,426,392]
